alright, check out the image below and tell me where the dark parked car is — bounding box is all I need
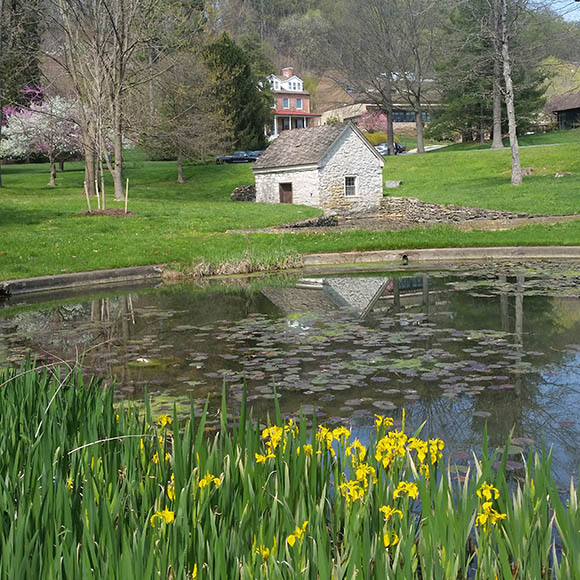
[216,151,253,164]
[374,142,406,156]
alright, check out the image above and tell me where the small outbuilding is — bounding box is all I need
[252,123,384,213]
[547,94,580,130]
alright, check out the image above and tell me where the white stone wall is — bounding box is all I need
[254,167,320,207]
[318,130,383,213]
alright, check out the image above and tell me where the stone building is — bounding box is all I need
[252,123,384,213]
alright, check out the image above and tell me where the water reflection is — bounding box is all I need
[1,262,579,480]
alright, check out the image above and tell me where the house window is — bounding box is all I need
[282,97,290,109]
[344,176,357,197]
[295,98,303,110]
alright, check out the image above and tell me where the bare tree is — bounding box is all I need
[498,0,522,184]
[491,0,505,148]
[47,0,165,201]
[389,0,440,154]
[331,0,396,153]
[137,53,231,182]
[331,0,439,154]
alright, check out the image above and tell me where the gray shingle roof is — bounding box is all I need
[253,124,348,170]
[547,93,580,113]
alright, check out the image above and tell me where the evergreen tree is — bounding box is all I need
[203,34,272,151]
[0,0,42,187]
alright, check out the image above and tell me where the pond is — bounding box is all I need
[1,260,580,482]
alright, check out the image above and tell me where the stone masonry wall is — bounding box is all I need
[319,130,383,214]
[254,168,320,207]
[381,196,531,222]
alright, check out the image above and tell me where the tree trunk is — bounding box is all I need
[112,97,125,200]
[48,154,57,186]
[176,150,184,183]
[58,159,65,172]
[384,77,395,155]
[415,110,425,153]
[386,105,394,155]
[84,145,96,196]
[148,44,155,123]
[0,107,3,189]
[500,0,522,186]
[491,58,504,149]
[0,0,5,189]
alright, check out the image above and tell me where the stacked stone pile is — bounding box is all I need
[230,185,256,201]
[279,214,339,229]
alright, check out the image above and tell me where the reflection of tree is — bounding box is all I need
[413,273,580,476]
[1,270,580,477]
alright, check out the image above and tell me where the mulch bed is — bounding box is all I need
[78,209,136,217]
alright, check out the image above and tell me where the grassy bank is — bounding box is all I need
[386,130,580,214]
[0,362,578,578]
[1,134,579,280]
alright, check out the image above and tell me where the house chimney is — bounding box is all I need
[281,67,294,78]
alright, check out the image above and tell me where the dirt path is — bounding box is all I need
[229,197,580,235]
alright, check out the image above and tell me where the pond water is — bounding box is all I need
[1,260,580,481]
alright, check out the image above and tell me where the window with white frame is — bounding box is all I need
[344,176,357,197]
[282,97,290,109]
[295,97,303,110]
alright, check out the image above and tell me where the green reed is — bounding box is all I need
[0,361,577,579]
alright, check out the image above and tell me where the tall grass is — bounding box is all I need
[0,361,578,578]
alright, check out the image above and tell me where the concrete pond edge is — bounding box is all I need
[303,246,580,267]
[1,246,580,297]
[0,265,165,296]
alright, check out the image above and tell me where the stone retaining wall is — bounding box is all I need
[381,196,532,223]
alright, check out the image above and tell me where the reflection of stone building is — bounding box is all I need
[263,276,428,320]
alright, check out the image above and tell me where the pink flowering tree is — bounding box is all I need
[0,95,83,186]
[357,110,389,133]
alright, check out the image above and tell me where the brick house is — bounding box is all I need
[267,67,321,139]
[253,123,384,213]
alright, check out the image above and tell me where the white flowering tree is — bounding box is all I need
[0,95,83,186]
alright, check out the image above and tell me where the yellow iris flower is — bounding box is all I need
[477,482,500,502]
[199,472,221,489]
[287,520,308,547]
[379,505,403,522]
[383,529,400,548]
[476,501,507,531]
[150,507,175,527]
[374,414,394,430]
[157,414,172,428]
[393,481,418,500]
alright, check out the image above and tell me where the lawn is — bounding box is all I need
[0,132,579,281]
[386,130,580,214]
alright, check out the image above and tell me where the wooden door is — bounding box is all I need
[279,183,293,203]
